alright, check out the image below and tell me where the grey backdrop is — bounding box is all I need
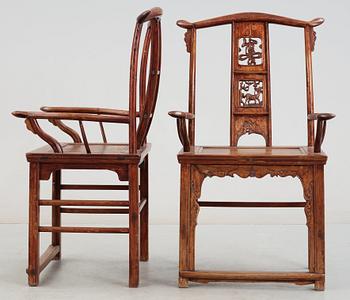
[1,0,348,226]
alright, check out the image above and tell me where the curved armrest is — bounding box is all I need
[12,111,130,123]
[308,112,335,153]
[168,111,195,120]
[41,106,140,117]
[307,113,335,121]
[12,110,130,154]
[168,111,195,152]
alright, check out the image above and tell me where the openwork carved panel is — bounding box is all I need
[239,80,263,107]
[238,37,263,66]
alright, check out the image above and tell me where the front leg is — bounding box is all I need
[179,164,191,288]
[140,155,149,261]
[128,164,140,288]
[28,163,40,286]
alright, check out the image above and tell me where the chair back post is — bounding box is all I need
[187,27,197,146]
[304,25,316,147]
[129,22,142,154]
[129,8,162,154]
[136,17,162,148]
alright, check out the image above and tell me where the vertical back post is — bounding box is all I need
[304,25,315,147]
[129,23,142,154]
[185,28,197,146]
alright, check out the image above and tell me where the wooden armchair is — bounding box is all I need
[169,12,335,290]
[12,7,162,288]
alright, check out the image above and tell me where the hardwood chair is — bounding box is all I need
[12,7,162,288]
[169,12,335,290]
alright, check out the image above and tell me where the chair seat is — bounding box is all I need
[26,143,151,163]
[178,146,327,164]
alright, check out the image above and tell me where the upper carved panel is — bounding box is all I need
[238,37,262,66]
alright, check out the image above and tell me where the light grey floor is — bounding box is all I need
[0,224,349,299]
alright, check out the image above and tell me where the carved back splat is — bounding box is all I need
[231,22,271,146]
[177,13,324,148]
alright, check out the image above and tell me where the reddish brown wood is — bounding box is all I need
[13,111,131,123]
[39,200,129,206]
[99,122,107,143]
[78,121,91,153]
[60,207,129,214]
[13,7,162,288]
[51,170,61,260]
[28,163,40,286]
[39,245,60,273]
[48,119,82,143]
[198,201,305,207]
[140,156,149,261]
[177,12,324,29]
[39,226,129,234]
[171,12,334,290]
[60,184,130,190]
[178,163,191,288]
[314,164,325,290]
[128,164,139,287]
[41,106,139,116]
[180,270,324,281]
[137,18,162,148]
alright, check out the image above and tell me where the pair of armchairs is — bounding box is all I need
[12,7,334,290]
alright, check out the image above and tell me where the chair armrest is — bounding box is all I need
[168,110,195,120]
[12,110,130,153]
[308,112,336,153]
[12,111,130,123]
[168,111,195,152]
[308,113,335,121]
[41,106,140,117]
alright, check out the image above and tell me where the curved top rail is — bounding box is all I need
[177,12,324,29]
[137,7,163,23]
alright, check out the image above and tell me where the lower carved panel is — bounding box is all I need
[190,165,314,227]
[233,115,269,146]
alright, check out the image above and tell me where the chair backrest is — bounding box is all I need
[129,7,162,153]
[177,12,324,147]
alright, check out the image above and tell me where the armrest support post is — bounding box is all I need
[168,111,194,152]
[177,119,190,152]
[308,112,335,153]
[99,122,108,143]
[78,121,91,154]
[25,118,63,153]
[48,119,82,143]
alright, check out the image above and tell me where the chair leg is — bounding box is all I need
[314,165,325,291]
[307,211,316,272]
[52,170,61,260]
[140,156,149,262]
[178,164,191,288]
[129,164,139,287]
[28,163,40,286]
